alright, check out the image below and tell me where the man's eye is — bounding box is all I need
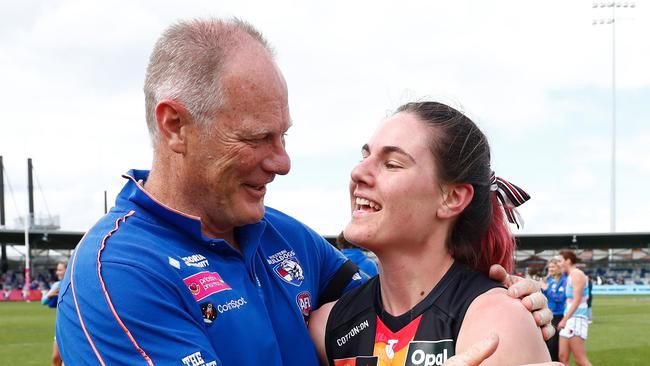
[385,161,401,169]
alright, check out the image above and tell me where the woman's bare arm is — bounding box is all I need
[308,301,337,366]
[456,288,551,365]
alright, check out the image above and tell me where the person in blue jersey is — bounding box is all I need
[557,250,592,366]
[55,17,550,366]
[336,231,379,277]
[541,258,567,361]
[55,18,364,366]
[42,261,66,366]
[42,261,67,308]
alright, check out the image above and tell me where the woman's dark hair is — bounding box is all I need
[395,101,515,274]
[559,249,579,264]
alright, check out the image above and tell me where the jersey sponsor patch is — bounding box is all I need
[296,291,312,321]
[182,254,209,268]
[372,315,422,365]
[184,271,231,301]
[404,340,454,366]
[216,296,247,314]
[336,319,371,347]
[201,302,217,324]
[273,257,305,286]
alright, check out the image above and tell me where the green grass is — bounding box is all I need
[0,302,56,365]
[575,295,650,366]
[1,296,650,365]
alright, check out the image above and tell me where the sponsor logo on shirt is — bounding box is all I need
[183,271,231,301]
[216,296,247,314]
[201,302,217,324]
[337,319,370,346]
[181,351,217,366]
[296,291,312,320]
[273,257,305,286]
[386,339,399,359]
[404,340,454,366]
[182,254,209,268]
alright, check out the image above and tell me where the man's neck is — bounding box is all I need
[143,167,240,251]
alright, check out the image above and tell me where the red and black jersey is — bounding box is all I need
[325,261,502,366]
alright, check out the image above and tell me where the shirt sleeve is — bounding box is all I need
[56,260,221,366]
[310,234,367,307]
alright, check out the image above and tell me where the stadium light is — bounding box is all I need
[591,1,635,233]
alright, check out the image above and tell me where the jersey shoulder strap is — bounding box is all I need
[325,276,379,365]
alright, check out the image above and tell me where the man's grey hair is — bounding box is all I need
[143,17,274,144]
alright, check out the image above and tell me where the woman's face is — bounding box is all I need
[547,262,558,276]
[56,263,66,280]
[344,112,445,251]
[557,256,569,273]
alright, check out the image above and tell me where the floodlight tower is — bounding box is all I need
[592,1,635,233]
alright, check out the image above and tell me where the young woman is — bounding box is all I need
[310,101,552,365]
[541,258,567,361]
[557,250,592,366]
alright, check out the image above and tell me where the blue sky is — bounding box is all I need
[0,0,648,239]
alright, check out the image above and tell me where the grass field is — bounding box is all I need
[1,296,649,365]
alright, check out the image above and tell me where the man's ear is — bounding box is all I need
[437,183,474,219]
[155,100,190,154]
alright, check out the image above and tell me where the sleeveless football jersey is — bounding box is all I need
[325,261,502,366]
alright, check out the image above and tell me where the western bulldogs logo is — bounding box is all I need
[273,257,304,286]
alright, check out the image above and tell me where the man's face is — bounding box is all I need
[184,42,291,235]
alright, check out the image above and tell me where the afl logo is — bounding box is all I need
[296,291,312,319]
[188,282,201,296]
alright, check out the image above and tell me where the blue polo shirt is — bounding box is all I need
[543,274,567,316]
[55,170,363,365]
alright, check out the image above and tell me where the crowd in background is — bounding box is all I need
[1,265,65,300]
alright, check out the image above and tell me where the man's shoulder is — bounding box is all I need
[81,210,155,246]
[75,209,184,269]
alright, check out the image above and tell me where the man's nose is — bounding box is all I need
[263,140,291,175]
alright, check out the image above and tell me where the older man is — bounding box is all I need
[55,18,552,366]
